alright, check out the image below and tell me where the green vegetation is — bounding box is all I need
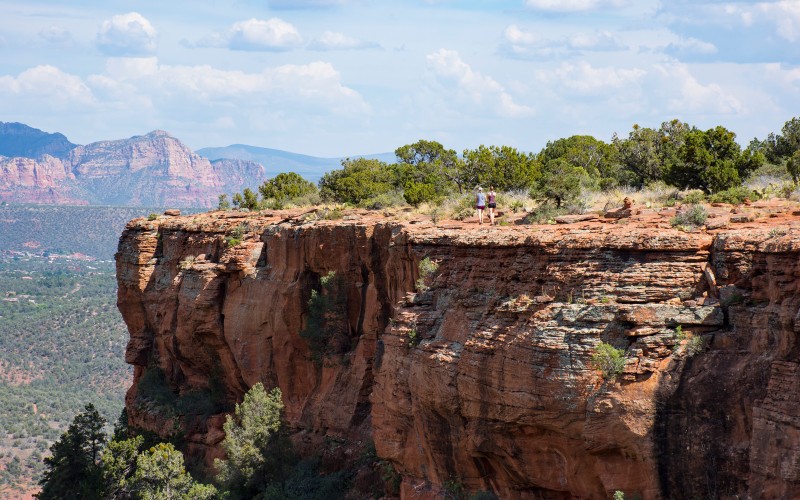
[670,205,708,229]
[707,186,758,205]
[0,205,186,259]
[225,224,246,247]
[0,256,129,490]
[416,257,439,292]
[592,342,626,380]
[214,383,287,498]
[300,271,350,365]
[39,384,371,500]
[222,116,800,220]
[673,326,706,357]
[37,404,107,499]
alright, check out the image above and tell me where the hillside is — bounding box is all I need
[0,204,190,260]
[0,130,266,208]
[0,122,76,160]
[198,144,395,182]
[0,256,128,496]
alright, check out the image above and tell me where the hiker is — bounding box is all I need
[487,186,497,225]
[476,187,486,224]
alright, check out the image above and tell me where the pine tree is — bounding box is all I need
[214,384,290,498]
[37,404,107,499]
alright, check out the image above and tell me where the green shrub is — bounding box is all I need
[670,205,707,228]
[686,335,705,356]
[323,207,344,220]
[407,328,420,347]
[147,213,158,221]
[416,257,439,292]
[319,157,395,205]
[258,172,317,202]
[521,203,566,224]
[136,366,176,412]
[300,271,349,364]
[225,224,246,247]
[591,342,626,380]
[359,191,406,210]
[403,181,438,206]
[682,190,706,204]
[708,186,759,204]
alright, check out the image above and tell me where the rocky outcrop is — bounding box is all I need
[0,130,266,207]
[116,207,800,499]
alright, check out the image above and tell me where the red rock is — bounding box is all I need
[116,208,800,499]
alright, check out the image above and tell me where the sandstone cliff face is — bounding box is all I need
[116,208,800,499]
[0,130,266,207]
[0,155,84,204]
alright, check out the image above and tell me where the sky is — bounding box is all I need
[0,0,798,157]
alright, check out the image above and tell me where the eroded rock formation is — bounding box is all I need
[116,206,800,499]
[0,130,265,206]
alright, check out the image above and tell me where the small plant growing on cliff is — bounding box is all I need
[769,227,788,238]
[685,335,705,356]
[443,477,466,500]
[322,207,344,220]
[225,224,246,247]
[407,328,420,347]
[301,271,350,365]
[670,205,707,230]
[178,255,195,270]
[147,213,158,221]
[672,326,706,357]
[613,491,626,500]
[591,342,626,380]
[416,257,439,292]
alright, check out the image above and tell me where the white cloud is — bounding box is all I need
[751,1,800,42]
[664,36,718,56]
[543,61,646,95]
[426,49,533,117]
[268,0,346,9]
[654,63,742,114]
[96,12,157,56]
[99,59,367,114]
[0,65,93,106]
[195,18,303,51]
[308,31,379,51]
[501,24,625,59]
[38,25,72,46]
[525,0,628,12]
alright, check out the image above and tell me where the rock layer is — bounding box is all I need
[116,208,800,499]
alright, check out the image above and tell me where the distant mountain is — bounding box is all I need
[0,122,76,159]
[197,144,396,182]
[0,130,266,207]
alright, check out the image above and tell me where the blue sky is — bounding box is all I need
[0,0,798,156]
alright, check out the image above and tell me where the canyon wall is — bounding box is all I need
[116,208,800,499]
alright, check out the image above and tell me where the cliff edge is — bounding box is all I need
[116,203,800,499]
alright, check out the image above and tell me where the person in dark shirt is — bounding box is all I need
[487,186,497,225]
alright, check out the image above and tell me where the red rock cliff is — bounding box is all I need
[116,206,800,499]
